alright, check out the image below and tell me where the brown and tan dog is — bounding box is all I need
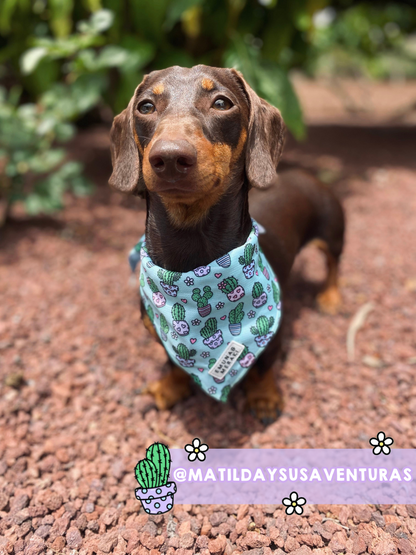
[109,65,344,423]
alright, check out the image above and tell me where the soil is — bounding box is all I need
[0,79,416,554]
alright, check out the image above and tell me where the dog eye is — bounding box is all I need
[212,97,233,111]
[138,102,155,115]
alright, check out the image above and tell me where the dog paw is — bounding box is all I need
[244,374,283,425]
[317,286,342,315]
[142,366,192,410]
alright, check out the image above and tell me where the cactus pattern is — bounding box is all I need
[258,254,270,280]
[218,277,245,302]
[208,358,217,369]
[252,282,267,308]
[229,303,244,324]
[200,318,224,349]
[140,273,145,288]
[191,374,202,387]
[146,305,154,324]
[171,303,189,335]
[239,244,255,266]
[160,314,169,341]
[237,345,256,368]
[135,459,158,489]
[157,270,182,296]
[146,443,171,487]
[147,277,166,308]
[250,315,275,347]
[173,344,196,366]
[192,286,213,317]
[272,282,280,304]
[220,385,231,402]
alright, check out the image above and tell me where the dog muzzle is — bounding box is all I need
[129,219,282,402]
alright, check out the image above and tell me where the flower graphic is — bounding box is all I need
[229,369,238,377]
[369,431,394,455]
[248,310,256,319]
[184,277,194,286]
[216,302,225,310]
[171,331,178,340]
[184,438,209,462]
[208,386,217,395]
[282,492,306,515]
[267,284,271,292]
[201,351,210,358]
[191,319,201,326]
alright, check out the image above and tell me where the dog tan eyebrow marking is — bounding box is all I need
[201,78,215,91]
[152,83,164,95]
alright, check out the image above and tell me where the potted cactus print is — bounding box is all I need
[147,277,166,308]
[252,282,267,308]
[239,243,255,279]
[200,318,224,349]
[220,385,231,402]
[160,314,169,342]
[258,254,270,280]
[173,344,196,367]
[238,346,256,368]
[218,277,245,302]
[216,253,231,268]
[192,286,213,317]
[140,273,145,288]
[135,442,176,515]
[194,265,211,277]
[272,281,280,306]
[228,302,244,336]
[171,303,190,336]
[250,315,275,347]
[157,270,182,297]
[146,305,154,324]
[191,374,202,387]
[208,358,224,384]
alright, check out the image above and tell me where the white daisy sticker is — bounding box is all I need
[369,431,394,455]
[282,491,306,515]
[184,438,209,462]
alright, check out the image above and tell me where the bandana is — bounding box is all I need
[129,219,282,402]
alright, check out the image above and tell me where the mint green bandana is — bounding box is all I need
[129,219,282,402]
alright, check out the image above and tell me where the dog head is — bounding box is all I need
[109,65,285,225]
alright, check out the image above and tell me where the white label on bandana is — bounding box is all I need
[208,341,246,380]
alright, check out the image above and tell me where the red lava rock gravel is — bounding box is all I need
[1,101,416,552]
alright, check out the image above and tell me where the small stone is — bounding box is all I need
[34,524,51,538]
[196,536,209,549]
[284,536,300,552]
[51,536,65,552]
[208,534,227,554]
[210,512,228,527]
[11,494,29,512]
[178,520,192,535]
[179,533,195,549]
[43,492,63,512]
[237,505,249,521]
[397,538,415,555]
[23,538,45,555]
[373,539,397,555]
[244,531,270,548]
[328,530,347,553]
[201,523,212,536]
[98,532,118,553]
[66,526,83,550]
[406,505,416,518]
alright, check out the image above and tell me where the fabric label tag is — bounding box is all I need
[208,341,246,380]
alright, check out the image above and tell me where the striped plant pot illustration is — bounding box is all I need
[216,254,231,268]
[229,323,242,336]
[135,482,177,514]
[198,304,212,317]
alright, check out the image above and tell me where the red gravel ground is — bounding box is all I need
[1,81,416,554]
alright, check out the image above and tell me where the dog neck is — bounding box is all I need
[144,180,252,272]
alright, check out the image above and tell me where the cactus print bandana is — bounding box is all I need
[129,219,282,402]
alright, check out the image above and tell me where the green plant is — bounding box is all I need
[0,85,92,219]
[252,282,264,299]
[200,318,217,340]
[238,243,255,267]
[172,303,185,321]
[218,277,238,294]
[157,270,181,286]
[250,315,274,336]
[173,343,196,360]
[146,442,171,486]
[229,302,244,324]
[135,459,158,489]
[272,282,280,304]
[191,286,213,308]
[160,314,169,334]
[146,305,154,323]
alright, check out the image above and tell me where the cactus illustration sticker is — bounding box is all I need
[129,219,282,402]
[135,443,176,514]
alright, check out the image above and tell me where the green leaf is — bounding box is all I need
[164,0,203,31]
[20,47,48,74]
[89,9,114,33]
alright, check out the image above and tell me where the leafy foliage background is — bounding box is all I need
[0,0,415,217]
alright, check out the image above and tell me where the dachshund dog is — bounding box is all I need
[109,65,344,423]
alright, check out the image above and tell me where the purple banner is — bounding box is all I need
[169,449,416,504]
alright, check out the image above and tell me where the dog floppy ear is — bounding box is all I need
[109,75,154,196]
[230,69,286,189]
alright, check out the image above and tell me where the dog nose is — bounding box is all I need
[149,139,197,180]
